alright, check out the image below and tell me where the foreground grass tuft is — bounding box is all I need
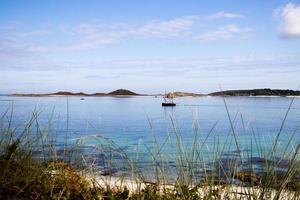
[0,140,96,199]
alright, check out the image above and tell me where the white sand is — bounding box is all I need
[83,173,296,199]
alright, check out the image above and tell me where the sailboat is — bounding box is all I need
[162,92,176,106]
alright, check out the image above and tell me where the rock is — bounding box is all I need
[235,171,260,184]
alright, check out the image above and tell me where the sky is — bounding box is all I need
[1,0,300,94]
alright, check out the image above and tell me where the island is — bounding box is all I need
[165,92,205,98]
[10,88,300,97]
[209,89,300,97]
[11,89,141,97]
[107,89,139,96]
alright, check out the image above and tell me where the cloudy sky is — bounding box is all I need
[1,0,300,94]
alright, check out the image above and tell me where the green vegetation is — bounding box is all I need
[1,98,300,199]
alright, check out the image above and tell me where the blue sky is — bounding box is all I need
[1,0,300,94]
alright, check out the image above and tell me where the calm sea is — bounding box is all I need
[1,95,300,175]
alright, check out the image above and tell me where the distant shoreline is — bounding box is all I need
[8,88,300,97]
[10,89,144,97]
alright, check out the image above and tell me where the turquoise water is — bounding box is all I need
[1,95,300,176]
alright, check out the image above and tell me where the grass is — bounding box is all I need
[1,98,300,199]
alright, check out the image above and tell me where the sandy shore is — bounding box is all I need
[83,174,296,199]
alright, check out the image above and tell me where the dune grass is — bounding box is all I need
[1,98,300,199]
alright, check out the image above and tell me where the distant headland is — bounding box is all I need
[10,88,300,97]
[11,89,141,97]
[209,88,300,97]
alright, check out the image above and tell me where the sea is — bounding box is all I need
[1,95,300,179]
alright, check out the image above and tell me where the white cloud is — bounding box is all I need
[198,24,252,41]
[0,24,50,57]
[274,2,300,38]
[208,12,244,20]
[72,55,300,80]
[0,38,46,59]
[62,15,252,50]
[132,16,199,38]
[0,13,249,53]
[60,16,199,51]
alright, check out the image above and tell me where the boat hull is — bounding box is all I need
[162,102,176,106]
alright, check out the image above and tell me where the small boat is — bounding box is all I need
[80,98,85,100]
[162,92,176,106]
[162,102,176,106]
